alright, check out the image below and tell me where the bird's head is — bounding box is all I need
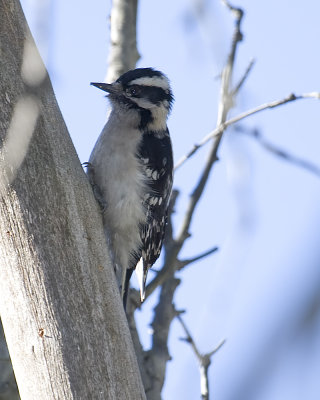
[91,68,173,131]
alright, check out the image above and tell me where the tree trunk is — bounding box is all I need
[0,1,145,399]
[106,0,140,83]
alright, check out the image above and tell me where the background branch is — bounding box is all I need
[236,126,320,177]
[232,58,255,96]
[177,246,219,271]
[177,314,226,400]
[175,92,320,170]
[106,0,140,82]
[175,0,244,248]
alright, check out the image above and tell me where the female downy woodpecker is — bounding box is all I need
[87,68,174,307]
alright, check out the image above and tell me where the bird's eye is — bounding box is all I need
[127,85,140,96]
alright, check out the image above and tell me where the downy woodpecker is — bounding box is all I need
[87,68,174,307]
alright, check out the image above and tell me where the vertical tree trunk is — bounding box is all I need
[106,0,140,82]
[0,1,145,399]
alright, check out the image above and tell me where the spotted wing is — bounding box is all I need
[138,130,173,268]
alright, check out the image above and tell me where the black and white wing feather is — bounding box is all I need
[134,130,173,300]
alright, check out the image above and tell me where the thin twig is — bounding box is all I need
[175,92,320,170]
[178,246,219,270]
[177,314,202,360]
[232,58,255,96]
[177,314,226,400]
[237,126,320,177]
[207,339,226,358]
[221,0,242,14]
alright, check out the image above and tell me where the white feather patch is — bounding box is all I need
[129,75,170,90]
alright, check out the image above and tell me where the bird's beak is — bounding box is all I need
[90,82,122,95]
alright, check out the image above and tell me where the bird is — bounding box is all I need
[87,67,174,309]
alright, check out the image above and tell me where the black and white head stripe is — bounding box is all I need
[116,68,169,88]
[116,68,173,110]
[128,75,170,91]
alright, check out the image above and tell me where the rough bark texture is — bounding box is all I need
[0,1,146,399]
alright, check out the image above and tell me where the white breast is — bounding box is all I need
[89,109,146,269]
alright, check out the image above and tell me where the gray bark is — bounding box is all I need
[0,1,145,399]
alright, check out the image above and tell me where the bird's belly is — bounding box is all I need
[102,153,146,263]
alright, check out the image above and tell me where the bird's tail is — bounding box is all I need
[135,257,147,302]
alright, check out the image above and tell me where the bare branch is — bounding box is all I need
[217,1,244,124]
[177,246,219,271]
[177,314,226,400]
[144,1,245,301]
[177,314,202,359]
[175,2,244,174]
[175,92,320,170]
[144,277,180,399]
[207,340,227,358]
[106,0,140,82]
[237,126,320,177]
[175,2,244,249]
[221,0,243,15]
[232,58,255,96]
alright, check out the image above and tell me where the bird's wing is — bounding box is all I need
[133,130,173,299]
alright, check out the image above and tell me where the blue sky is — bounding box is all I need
[21,1,320,399]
